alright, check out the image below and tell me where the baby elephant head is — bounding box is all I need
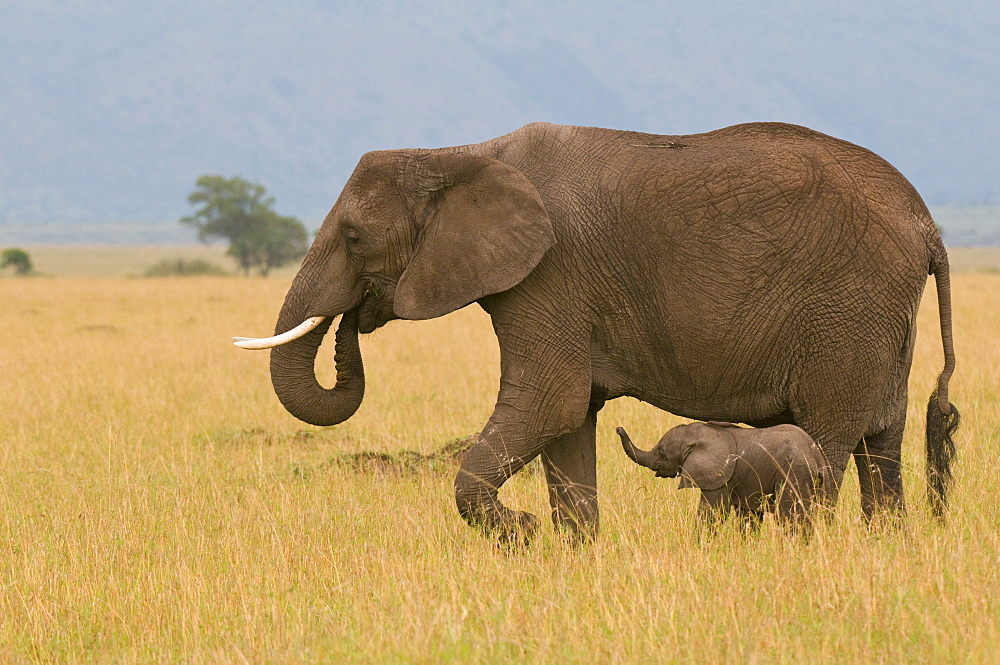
[616,423,738,490]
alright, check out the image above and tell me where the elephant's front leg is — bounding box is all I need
[453,311,593,545]
[454,425,542,547]
[455,403,595,544]
[541,401,603,542]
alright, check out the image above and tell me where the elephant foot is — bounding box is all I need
[864,505,906,534]
[551,511,598,547]
[458,496,539,549]
[787,519,815,542]
[495,510,540,551]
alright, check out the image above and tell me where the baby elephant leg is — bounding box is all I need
[696,488,731,537]
[737,507,765,536]
[775,469,817,536]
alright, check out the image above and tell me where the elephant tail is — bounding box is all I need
[925,236,959,518]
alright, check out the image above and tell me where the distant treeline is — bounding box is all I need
[1,206,996,247]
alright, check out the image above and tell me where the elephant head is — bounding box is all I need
[617,423,738,490]
[234,150,556,426]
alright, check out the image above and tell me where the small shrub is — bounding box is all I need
[143,258,229,277]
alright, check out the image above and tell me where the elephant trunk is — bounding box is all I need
[269,304,365,427]
[616,427,657,471]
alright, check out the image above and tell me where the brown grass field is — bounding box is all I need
[1,249,999,663]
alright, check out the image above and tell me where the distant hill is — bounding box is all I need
[1,2,998,235]
[931,206,1000,246]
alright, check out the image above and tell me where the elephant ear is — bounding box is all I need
[393,153,556,320]
[678,423,739,491]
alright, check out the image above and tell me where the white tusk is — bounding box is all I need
[232,316,327,350]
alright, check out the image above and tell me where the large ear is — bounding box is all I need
[678,423,738,491]
[393,152,556,320]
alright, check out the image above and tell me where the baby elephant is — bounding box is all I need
[617,422,827,530]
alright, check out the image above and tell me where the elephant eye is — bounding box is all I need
[344,229,362,253]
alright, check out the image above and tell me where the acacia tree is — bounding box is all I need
[181,175,308,276]
[0,248,33,275]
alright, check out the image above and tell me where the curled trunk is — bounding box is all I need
[269,307,365,426]
[616,427,657,470]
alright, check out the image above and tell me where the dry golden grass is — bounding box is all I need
[1,271,998,663]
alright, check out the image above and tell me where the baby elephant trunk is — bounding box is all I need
[616,427,658,470]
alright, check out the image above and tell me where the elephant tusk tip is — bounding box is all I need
[233,337,268,350]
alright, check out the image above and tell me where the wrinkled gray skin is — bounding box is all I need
[266,121,958,544]
[617,423,826,530]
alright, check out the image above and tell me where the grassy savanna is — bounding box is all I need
[1,266,999,662]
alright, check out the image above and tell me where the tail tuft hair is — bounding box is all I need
[926,388,960,518]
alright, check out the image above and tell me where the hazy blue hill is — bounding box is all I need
[1,1,998,242]
[932,206,1000,246]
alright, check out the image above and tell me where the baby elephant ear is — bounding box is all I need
[394,153,556,320]
[679,423,739,491]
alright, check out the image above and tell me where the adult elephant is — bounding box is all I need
[235,122,959,542]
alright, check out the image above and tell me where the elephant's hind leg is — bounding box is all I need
[541,401,602,542]
[854,313,915,524]
[854,414,906,524]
